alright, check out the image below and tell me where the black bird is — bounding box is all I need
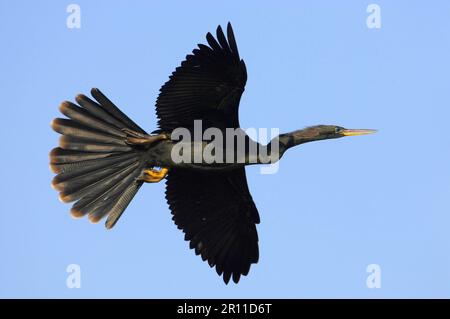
[50,23,375,284]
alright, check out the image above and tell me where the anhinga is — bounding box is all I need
[50,23,375,284]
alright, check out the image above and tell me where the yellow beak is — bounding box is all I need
[341,129,377,136]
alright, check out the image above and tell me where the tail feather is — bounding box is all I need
[105,182,142,229]
[88,173,143,224]
[72,167,142,219]
[51,152,137,181]
[59,136,132,153]
[50,88,149,228]
[90,88,146,134]
[59,101,127,138]
[51,119,126,146]
[50,147,113,164]
[58,159,140,203]
[75,94,127,129]
[51,155,139,193]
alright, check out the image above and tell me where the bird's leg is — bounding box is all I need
[123,129,170,146]
[138,167,169,183]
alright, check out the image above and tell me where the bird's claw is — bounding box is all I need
[137,167,169,183]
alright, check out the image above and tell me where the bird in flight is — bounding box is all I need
[50,23,375,284]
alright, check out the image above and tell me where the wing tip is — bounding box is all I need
[226,22,233,32]
[222,271,231,284]
[216,24,223,34]
[232,271,241,284]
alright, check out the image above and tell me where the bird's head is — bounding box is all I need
[278,125,377,153]
[292,125,377,142]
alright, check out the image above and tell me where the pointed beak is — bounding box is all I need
[341,129,377,137]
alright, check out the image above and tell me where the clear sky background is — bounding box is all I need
[1,0,450,298]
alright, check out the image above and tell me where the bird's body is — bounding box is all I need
[140,132,270,170]
[50,23,375,284]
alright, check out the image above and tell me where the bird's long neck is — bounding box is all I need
[257,127,329,164]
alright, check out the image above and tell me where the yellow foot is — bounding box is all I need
[139,167,169,183]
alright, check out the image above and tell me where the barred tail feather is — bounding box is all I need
[50,88,147,228]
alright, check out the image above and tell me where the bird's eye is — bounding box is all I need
[335,127,342,134]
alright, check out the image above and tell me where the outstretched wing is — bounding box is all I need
[155,22,247,132]
[165,168,260,284]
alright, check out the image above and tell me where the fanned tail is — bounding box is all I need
[50,88,147,229]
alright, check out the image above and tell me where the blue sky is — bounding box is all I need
[1,0,450,298]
